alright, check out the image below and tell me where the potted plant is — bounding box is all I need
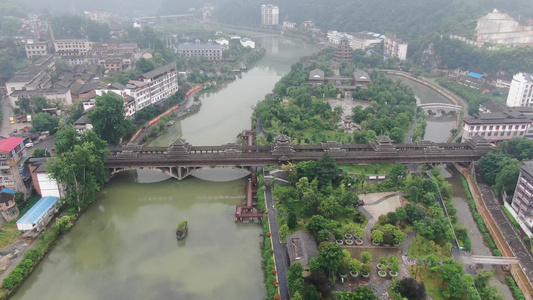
[393,229,406,246]
[361,264,371,278]
[388,255,400,277]
[336,239,344,245]
[354,227,364,245]
[382,231,394,246]
[361,251,372,264]
[338,264,349,278]
[345,238,354,245]
[349,259,362,278]
[377,257,387,270]
[377,269,387,277]
[371,229,383,245]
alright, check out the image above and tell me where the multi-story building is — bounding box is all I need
[333,38,352,63]
[176,44,223,60]
[384,35,408,60]
[0,137,29,194]
[5,55,56,107]
[461,109,532,142]
[261,4,279,26]
[27,157,64,198]
[8,87,73,108]
[511,161,533,230]
[53,39,91,56]
[351,32,383,50]
[506,72,533,107]
[95,82,136,119]
[24,40,51,58]
[138,63,179,105]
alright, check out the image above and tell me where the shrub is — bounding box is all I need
[361,264,371,275]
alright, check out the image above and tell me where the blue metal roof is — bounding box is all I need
[468,72,483,79]
[1,188,16,194]
[17,196,58,225]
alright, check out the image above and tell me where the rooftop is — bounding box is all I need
[479,101,504,113]
[309,68,324,80]
[140,63,176,79]
[353,70,371,82]
[0,193,14,204]
[7,55,54,84]
[16,196,58,226]
[286,231,318,266]
[10,87,70,97]
[0,137,24,153]
[520,161,533,179]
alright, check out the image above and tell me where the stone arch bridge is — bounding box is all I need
[105,135,493,180]
[418,103,462,114]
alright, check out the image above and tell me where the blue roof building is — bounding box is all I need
[16,196,59,231]
[468,72,483,79]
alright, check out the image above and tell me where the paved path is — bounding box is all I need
[265,185,290,300]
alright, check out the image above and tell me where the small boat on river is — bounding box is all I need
[176,221,188,240]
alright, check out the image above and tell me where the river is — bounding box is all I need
[11,34,455,300]
[11,33,313,300]
[386,74,457,142]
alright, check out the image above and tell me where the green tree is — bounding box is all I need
[310,243,344,276]
[47,131,109,212]
[361,251,372,264]
[288,262,304,296]
[332,286,377,300]
[31,112,59,133]
[303,285,321,300]
[54,125,79,155]
[88,92,131,145]
[32,148,51,157]
[493,164,520,195]
[315,152,338,188]
[135,57,156,73]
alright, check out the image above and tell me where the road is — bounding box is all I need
[459,165,533,298]
[473,167,533,283]
[265,185,290,300]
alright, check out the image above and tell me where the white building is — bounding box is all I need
[24,40,51,59]
[127,63,179,112]
[16,196,59,232]
[511,161,533,234]
[27,157,64,198]
[461,109,532,142]
[384,35,408,60]
[506,72,533,107]
[53,39,91,56]
[177,44,223,60]
[95,82,137,119]
[240,38,255,48]
[8,88,73,108]
[261,4,279,26]
[283,21,296,29]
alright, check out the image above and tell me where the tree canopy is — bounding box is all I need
[88,92,132,145]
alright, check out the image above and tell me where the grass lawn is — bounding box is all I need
[410,265,447,300]
[339,163,396,175]
[408,234,451,259]
[0,223,21,249]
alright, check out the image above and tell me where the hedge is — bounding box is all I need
[506,276,526,300]
[459,175,501,256]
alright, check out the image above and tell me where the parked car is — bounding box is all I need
[25,143,34,148]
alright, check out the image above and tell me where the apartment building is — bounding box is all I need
[261,4,279,26]
[384,35,408,60]
[5,55,56,107]
[511,161,533,230]
[53,39,91,56]
[506,72,533,107]
[177,44,223,60]
[0,138,29,194]
[24,40,51,58]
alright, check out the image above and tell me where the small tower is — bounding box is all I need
[334,37,352,63]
